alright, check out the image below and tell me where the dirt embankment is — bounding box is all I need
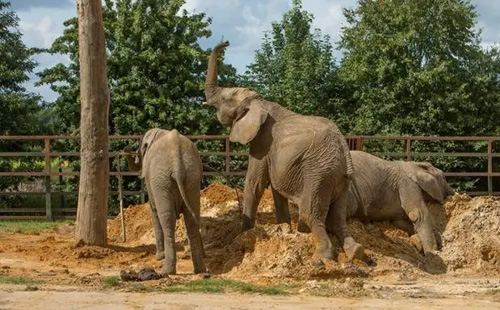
[106,183,500,281]
[1,182,499,286]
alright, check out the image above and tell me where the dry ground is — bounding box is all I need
[1,183,500,309]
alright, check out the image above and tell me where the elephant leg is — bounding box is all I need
[272,187,290,225]
[327,192,365,261]
[297,218,311,233]
[183,189,206,274]
[399,184,438,254]
[242,157,269,231]
[301,182,335,260]
[153,189,177,275]
[148,194,165,260]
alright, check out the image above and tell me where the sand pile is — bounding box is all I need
[108,183,500,280]
[439,194,500,274]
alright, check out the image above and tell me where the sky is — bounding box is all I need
[10,0,500,102]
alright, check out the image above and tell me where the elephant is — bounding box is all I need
[344,151,453,254]
[203,41,364,262]
[125,128,206,275]
[274,151,453,255]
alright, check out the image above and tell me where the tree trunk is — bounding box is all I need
[75,0,110,245]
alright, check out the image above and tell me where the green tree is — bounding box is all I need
[338,0,500,191]
[0,0,42,135]
[39,0,237,136]
[38,0,240,206]
[242,0,342,120]
[338,0,500,136]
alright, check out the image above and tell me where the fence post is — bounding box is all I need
[116,155,126,242]
[44,138,52,221]
[357,137,364,151]
[405,138,412,161]
[488,139,493,195]
[225,137,230,173]
[140,178,145,203]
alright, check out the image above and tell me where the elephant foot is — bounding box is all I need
[314,242,334,261]
[241,215,255,231]
[156,251,165,261]
[410,234,424,253]
[193,265,207,275]
[161,265,176,276]
[343,238,365,262]
[297,219,311,233]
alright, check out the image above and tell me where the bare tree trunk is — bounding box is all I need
[75,0,110,245]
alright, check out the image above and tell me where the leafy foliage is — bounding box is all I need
[0,0,44,135]
[39,0,237,136]
[242,0,342,122]
[338,0,500,136]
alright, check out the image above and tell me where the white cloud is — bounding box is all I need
[17,6,75,102]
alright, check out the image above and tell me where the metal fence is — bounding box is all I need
[0,135,499,220]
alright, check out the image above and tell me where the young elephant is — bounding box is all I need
[346,151,454,254]
[125,128,206,275]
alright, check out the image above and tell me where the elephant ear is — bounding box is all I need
[407,162,445,202]
[229,101,268,144]
[139,129,164,178]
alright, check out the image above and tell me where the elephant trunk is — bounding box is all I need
[124,149,142,172]
[205,41,230,103]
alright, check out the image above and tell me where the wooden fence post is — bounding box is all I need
[405,139,412,161]
[140,178,145,203]
[488,140,493,195]
[225,137,230,173]
[44,138,52,221]
[116,155,126,242]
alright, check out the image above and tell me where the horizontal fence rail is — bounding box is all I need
[1,134,499,220]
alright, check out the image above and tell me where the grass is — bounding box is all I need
[0,275,44,285]
[0,220,70,235]
[103,276,121,287]
[162,279,289,295]
[487,289,500,295]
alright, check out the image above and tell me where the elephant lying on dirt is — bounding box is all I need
[203,41,364,262]
[283,151,453,255]
[345,151,453,254]
[125,128,206,275]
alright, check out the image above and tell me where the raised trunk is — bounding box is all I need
[75,0,110,246]
[205,41,229,102]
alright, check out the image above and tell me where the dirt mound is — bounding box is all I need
[106,183,500,280]
[440,194,500,273]
[108,203,154,245]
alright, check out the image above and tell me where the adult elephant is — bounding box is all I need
[204,41,364,261]
[125,128,206,275]
[344,151,454,254]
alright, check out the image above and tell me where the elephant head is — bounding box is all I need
[125,128,166,178]
[405,161,454,203]
[204,41,268,144]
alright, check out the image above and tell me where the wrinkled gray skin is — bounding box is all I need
[345,151,454,254]
[125,128,206,275]
[204,41,364,262]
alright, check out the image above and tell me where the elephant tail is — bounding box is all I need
[340,136,354,179]
[173,170,200,228]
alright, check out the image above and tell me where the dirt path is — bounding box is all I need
[1,287,499,310]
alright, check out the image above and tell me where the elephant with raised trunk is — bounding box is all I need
[345,151,453,254]
[125,128,206,275]
[204,41,364,262]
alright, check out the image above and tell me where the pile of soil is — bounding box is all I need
[107,182,500,281]
[440,194,500,273]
